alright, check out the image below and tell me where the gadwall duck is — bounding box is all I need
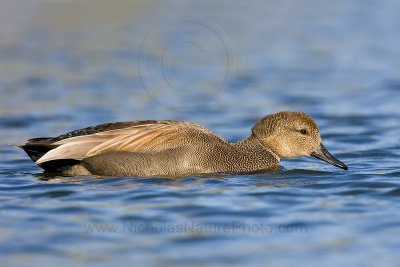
[19,111,348,177]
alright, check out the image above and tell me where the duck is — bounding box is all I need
[19,111,348,177]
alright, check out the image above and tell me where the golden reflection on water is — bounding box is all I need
[36,171,318,188]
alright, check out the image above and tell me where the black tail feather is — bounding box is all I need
[18,137,56,162]
[19,137,82,173]
[39,159,81,173]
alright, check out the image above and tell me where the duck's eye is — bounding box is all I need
[299,129,308,135]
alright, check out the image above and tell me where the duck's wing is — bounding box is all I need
[36,120,227,164]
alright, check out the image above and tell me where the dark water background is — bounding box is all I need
[1,1,400,266]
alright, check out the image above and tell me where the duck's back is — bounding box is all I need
[20,120,236,176]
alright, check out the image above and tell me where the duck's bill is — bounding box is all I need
[311,143,348,170]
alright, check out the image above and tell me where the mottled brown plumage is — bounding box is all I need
[19,111,348,177]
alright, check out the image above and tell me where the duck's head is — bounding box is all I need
[252,111,348,170]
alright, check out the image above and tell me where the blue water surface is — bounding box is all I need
[1,1,400,266]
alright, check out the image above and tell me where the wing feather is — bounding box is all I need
[36,121,226,164]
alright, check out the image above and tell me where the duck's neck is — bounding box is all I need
[233,134,259,148]
[233,134,279,160]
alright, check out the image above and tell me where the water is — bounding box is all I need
[1,0,400,266]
